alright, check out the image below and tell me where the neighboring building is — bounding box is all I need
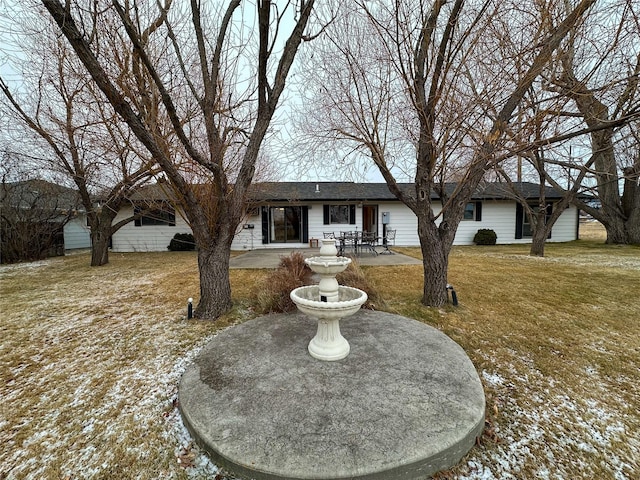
[1,179,91,262]
[109,181,581,252]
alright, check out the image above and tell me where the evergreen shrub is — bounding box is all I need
[473,228,497,245]
[167,233,196,251]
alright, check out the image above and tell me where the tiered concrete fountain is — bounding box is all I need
[290,239,367,361]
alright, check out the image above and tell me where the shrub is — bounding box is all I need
[255,253,386,314]
[256,252,314,313]
[336,261,386,310]
[473,228,497,245]
[167,233,196,251]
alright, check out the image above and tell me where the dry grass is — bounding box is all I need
[579,219,607,241]
[385,240,639,479]
[1,252,267,480]
[336,261,387,310]
[1,240,638,479]
[255,252,386,314]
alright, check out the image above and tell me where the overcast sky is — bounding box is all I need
[0,2,392,183]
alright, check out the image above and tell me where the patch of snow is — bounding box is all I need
[468,351,639,480]
[482,371,505,387]
[0,259,53,273]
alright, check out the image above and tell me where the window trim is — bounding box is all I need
[134,203,176,227]
[516,202,552,239]
[462,201,482,221]
[323,204,356,225]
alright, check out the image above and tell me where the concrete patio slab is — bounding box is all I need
[229,248,422,269]
[179,311,485,480]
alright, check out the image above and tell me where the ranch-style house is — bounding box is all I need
[109,181,582,252]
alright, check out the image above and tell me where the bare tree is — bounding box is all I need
[482,0,640,253]
[492,86,590,257]
[554,39,640,244]
[0,20,158,266]
[298,0,596,306]
[38,0,317,318]
[0,162,81,263]
[502,0,640,246]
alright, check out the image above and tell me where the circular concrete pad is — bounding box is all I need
[179,311,485,480]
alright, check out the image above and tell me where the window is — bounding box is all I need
[522,210,533,237]
[330,205,350,224]
[323,204,355,225]
[134,203,176,227]
[516,203,552,239]
[270,206,302,243]
[463,203,475,220]
[463,202,482,221]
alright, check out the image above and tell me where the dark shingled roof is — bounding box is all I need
[247,181,570,202]
[247,182,409,201]
[128,181,578,202]
[1,179,84,211]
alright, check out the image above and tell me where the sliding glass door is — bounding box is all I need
[261,206,308,244]
[271,206,303,243]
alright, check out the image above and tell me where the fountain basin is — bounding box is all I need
[290,285,367,320]
[304,255,352,275]
[291,285,368,361]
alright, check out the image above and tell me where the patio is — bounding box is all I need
[229,247,422,269]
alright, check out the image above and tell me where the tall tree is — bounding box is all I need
[556,47,640,244]
[298,0,596,305]
[0,23,157,266]
[0,166,80,263]
[39,0,317,318]
[492,86,592,257]
[487,0,640,251]
[506,0,640,246]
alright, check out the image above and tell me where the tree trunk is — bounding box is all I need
[562,71,634,244]
[621,166,640,245]
[603,216,629,245]
[90,226,110,266]
[418,216,450,307]
[530,229,547,257]
[625,213,640,245]
[89,209,120,267]
[194,241,233,319]
[528,207,547,256]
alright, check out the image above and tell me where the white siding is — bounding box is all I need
[546,204,579,243]
[63,215,91,250]
[111,206,191,252]
[305,204,327,246]
[110,200,579,252]
[448,201,507,245]
[232,214,263,250]
[376,203,420,246]
[453,201,578,245]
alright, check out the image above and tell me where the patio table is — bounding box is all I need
[337,232,379,256]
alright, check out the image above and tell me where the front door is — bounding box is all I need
[362,205,378,234]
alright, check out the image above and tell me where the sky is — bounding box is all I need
[0,0,392,184]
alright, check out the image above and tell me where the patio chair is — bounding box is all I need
[340,232,357,256]
[323,232,336,239]
[360,231,378,256]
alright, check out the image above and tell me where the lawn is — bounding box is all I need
[1,229,639,479]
